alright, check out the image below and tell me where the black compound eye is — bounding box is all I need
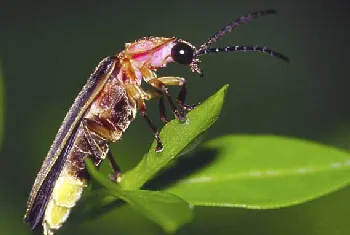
[171,42,195,65]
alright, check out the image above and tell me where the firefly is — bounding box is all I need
[24,9,288,235]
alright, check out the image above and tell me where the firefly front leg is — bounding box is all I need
[176,80,200,112]
[149,77,199,119]
[148,77,186,121]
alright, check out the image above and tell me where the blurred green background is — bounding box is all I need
[1,0,350,234]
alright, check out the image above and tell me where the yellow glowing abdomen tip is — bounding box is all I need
[43,168,87,235]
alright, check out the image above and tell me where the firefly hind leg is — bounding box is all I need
[106,150,122,183]
[82,119,122,182]
[82,119,107,161]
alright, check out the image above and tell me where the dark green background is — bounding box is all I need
[1,0,350,234]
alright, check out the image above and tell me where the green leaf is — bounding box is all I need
[84,158,193,233]
[81,85,228,232]
[0,60,4,150]
[121,85,229,190]
[120,190,193,234]
[81,86,227,231]
[166,135,350,209]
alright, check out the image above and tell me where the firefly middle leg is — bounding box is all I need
[143,88,169,123]
[125,84,164,152]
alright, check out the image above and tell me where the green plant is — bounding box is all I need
[81,85,350,233]
[0,60,4,151]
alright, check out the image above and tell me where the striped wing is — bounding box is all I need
[24,56,119,229]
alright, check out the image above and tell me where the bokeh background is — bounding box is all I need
[1,0,350,234]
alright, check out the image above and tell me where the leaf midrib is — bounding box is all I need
[175,159,350,185]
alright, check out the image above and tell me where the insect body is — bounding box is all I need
[24,9,288,235]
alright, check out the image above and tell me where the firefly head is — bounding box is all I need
[170,40,202,75]
[170,9,289,77]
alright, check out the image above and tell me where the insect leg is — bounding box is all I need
[148,77,186,121]
[82,118,121,179]
[125,84,163,152]
[152,77,199,113]
[106,150,122,183]
[144,89,169,123]
[159,96,169,123]
[82,119,106,160]
[138,98,163,152]
[173,80,199,112]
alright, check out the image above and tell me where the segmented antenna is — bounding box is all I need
[198,45,289,61]
[196,9,277,55]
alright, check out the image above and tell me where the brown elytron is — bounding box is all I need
[24,9,288,235]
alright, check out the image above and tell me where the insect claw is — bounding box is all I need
[160,116,169,124]
[182,103,200,112]
[155,145,163,152]
[155,141,164,152]
[175,110,187,122]
[154,132,164,152]
[109,172,122,183]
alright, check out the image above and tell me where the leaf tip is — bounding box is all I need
[215,84,229,103]
[222,83,230,90]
